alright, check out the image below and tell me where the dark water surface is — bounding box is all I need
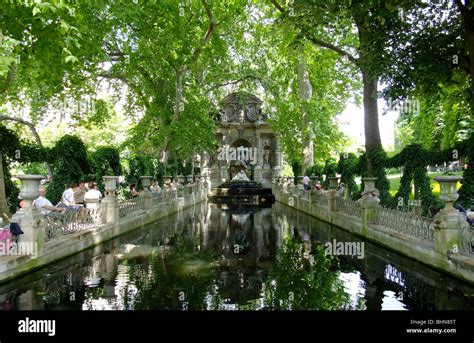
[1,202,474,310]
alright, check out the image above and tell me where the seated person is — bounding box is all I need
[84,182,103,202]
[454,203,473,226]
[314,181,322,191]
[303,175,311,190]
[74,182,87,205]
[130,183,140,198]
[35,188,66,216]
[61,182,81,210]
[336,182,346,197]
[150,181,162,193]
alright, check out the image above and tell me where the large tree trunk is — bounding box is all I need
[362,70,382,151]
[362,69,382,176]
[0,153,11,223]
[455,0,474,100]
[356,12,383,176]
[297,45,314,173]
[468,30,474,99]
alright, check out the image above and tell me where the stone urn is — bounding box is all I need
[362,177,378,193]
[433,175,468,255]
[434,176,462,211]
[140,176,153,189]
[359,177,380,208]
[15,175,44,210]
[177,175,186,184]
[103,176,119,196]
[186,175,194,183]
[328,176,339,189]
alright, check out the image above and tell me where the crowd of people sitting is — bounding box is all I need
[33,181,104,217]
[285,175,346,197]
[31,177,187,217]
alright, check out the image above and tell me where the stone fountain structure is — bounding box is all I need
[204,92,277,206]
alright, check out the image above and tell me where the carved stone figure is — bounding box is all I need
[263,149,270,165]
[231,170,250,182]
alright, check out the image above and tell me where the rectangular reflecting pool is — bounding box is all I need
[1,202,474,310]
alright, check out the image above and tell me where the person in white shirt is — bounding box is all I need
[337,182,346,197]
[74,182,86,205]
[61,183,78,206]
[303,175,311,190]
[35,188,66,215]
[84,182,103,201]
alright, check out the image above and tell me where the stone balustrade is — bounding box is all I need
[272,176,474,284]
[0,175,207,283]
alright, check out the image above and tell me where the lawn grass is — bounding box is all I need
[387,171,463,198]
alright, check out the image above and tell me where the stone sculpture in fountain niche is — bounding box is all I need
[231,169,250,182]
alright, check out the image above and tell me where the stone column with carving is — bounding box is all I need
[433,176,469,258]
[327,176,339,211]
[201,151,210,180]
[254,132,263,183]
[215,134,227,186]
[273,136,282,178]
[359,177,379,233]
[140,176,153,210]
[11,175,45,257]
[102,176,120,224]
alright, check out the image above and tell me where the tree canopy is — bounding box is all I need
[0,0,472,213]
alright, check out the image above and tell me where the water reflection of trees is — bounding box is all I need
[262,236,351,310]
[120,234,220,310]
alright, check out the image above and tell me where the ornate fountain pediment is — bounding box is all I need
[219,92,263,124]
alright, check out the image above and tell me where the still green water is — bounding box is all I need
[1,202,473,310]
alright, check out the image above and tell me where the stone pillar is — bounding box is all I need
[288,176,296,191]
[327,176,339,211]
[273,137,282,178]
[360,177,380,233]
[254,133,263,183]
[140,176,153,210]
[163,175,172,186]
[11,175,45,257]
[433,176,469,257]
[201,151,210,180]
[220,165,228,183]
[254,210,263,257]
[102,176,119,224]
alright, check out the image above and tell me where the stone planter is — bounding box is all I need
[177,175,186,184]
[163,176,172,185]
[15,175,44,209]
[140,176,153,189]
[434,176,462,211]
[433,175,468,256]
[103,176,119,196]
[362,177,378,192]
[328,176,339,189]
